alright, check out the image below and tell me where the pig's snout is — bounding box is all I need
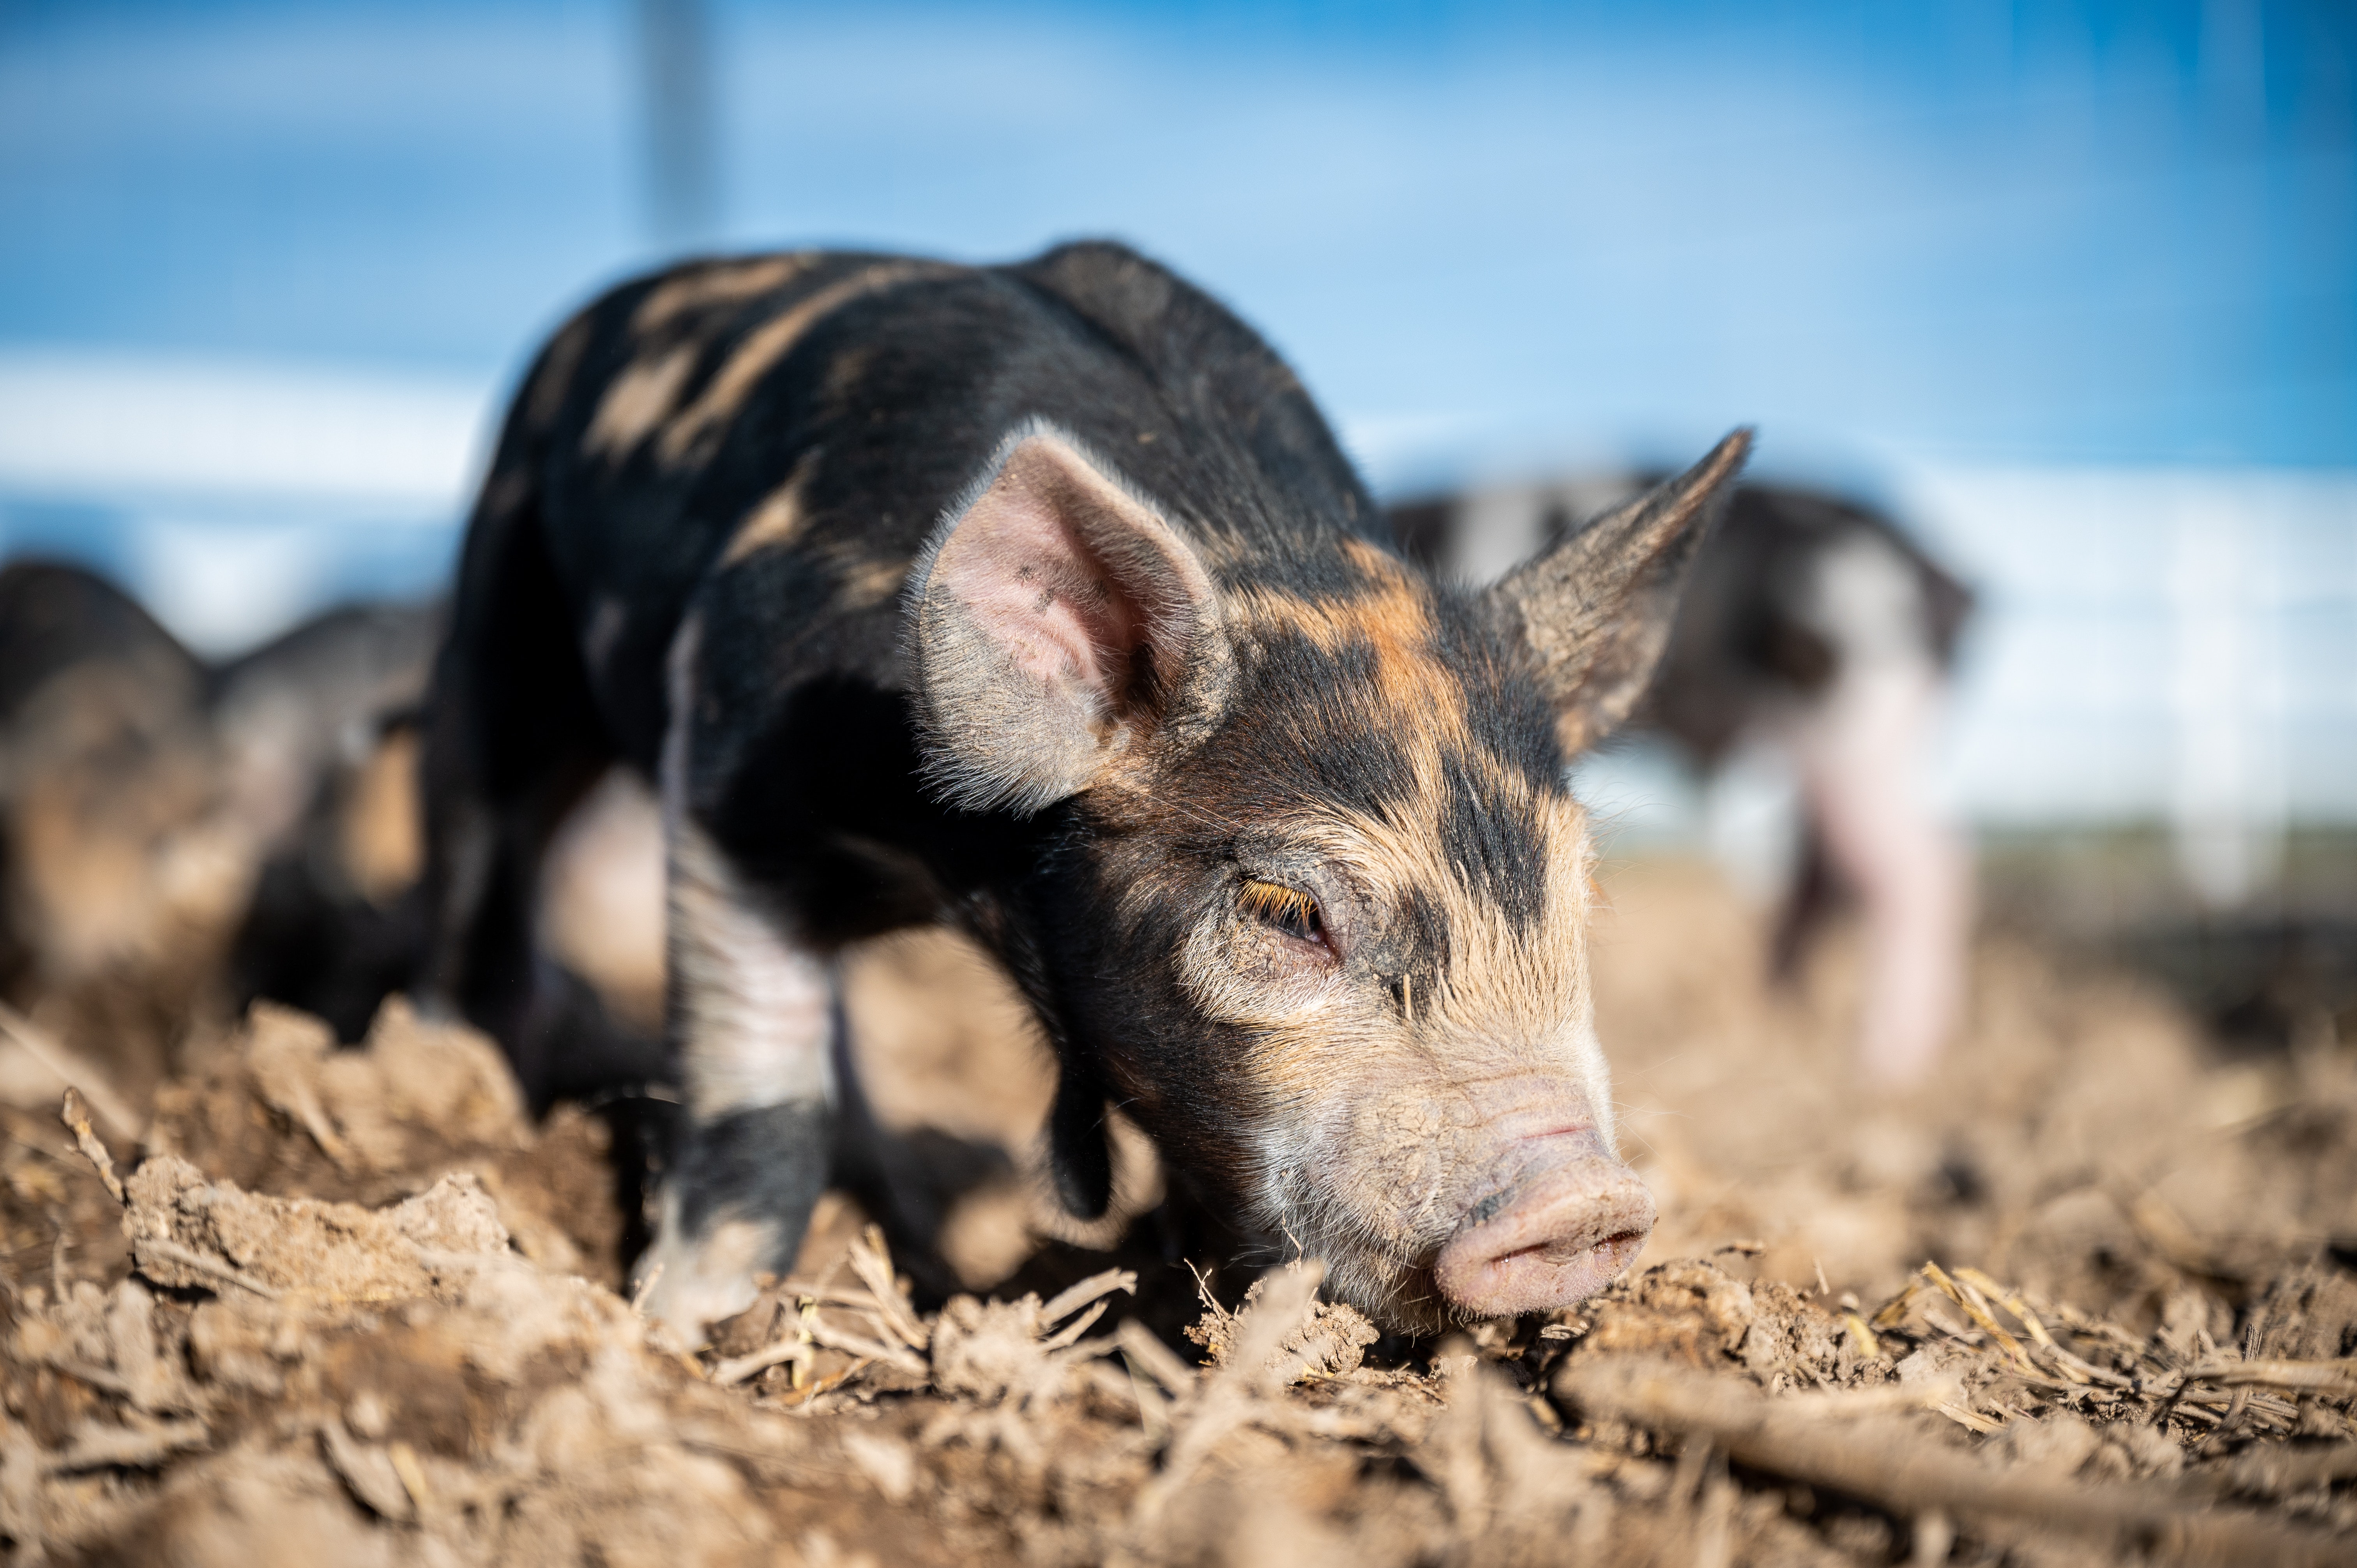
[1433,1157,1655,1319]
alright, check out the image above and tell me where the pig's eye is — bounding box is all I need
[1239,879,1326,948]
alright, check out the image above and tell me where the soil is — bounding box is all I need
[2,857,2353,1566]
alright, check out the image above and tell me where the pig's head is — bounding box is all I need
[908,422,1749,1332]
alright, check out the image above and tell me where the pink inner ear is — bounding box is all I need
[936,441,1171,716]
[954,494,1137,698]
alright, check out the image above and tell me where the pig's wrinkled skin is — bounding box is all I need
[419,242,1747,1340]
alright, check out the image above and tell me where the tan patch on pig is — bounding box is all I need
[832,553,913,612]
[632,253,818,337]
[718,453,821,567]
[541,768,667,1034]
[584,343,701,463]
[1232,544,1472,751]
[338,727,422,907]
[656,261,956,467]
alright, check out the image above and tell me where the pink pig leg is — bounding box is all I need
[1793,655,1971,1088]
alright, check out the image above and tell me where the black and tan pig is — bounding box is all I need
[0,562,442,1069]
[418,241,1750,1341]
[0,561,222,1028]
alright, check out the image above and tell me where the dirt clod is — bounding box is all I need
[0,864,2352,1564]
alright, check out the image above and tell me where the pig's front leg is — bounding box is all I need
[633,814,836,1343]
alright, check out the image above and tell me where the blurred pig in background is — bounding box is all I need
[0,562,442,1113]
[0,562,224,1114]
[1391,479,1974,1086]
[217,596,670,1081]
[212,600,440,1042]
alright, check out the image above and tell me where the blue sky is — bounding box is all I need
[2,0,2351,475]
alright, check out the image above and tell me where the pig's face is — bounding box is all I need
[910,422,1748,1331]
[1063,585,1640,1331]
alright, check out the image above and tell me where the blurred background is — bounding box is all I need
[2,0,2352,1023]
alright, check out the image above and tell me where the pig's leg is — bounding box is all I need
[821,992,982,1307]
[418,465,613,1106]
[1792,657,1970,1088]
[632,793,838,1341]
[1767,821,1841,983]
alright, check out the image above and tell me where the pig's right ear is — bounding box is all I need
[908,425,1224,814]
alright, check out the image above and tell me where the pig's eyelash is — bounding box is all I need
[1239,879,1324,945]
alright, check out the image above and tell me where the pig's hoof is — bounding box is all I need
[631,1216,780,1346]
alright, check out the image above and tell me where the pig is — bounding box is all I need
[0,560,220,1009]
[211,602,671,1057]
[0,561,448,1053]
[208,600,441,868]
[417,241,1750,1340]
[213,602,442,1042]
[1390,477,1973,1086]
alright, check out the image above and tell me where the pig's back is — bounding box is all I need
[0,561,202,733]
[505,241,1374,770]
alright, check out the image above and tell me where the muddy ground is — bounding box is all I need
[1,857,2353,1565]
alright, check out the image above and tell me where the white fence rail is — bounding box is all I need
[2,355,2352,900]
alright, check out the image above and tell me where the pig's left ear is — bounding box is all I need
[1487,429,1751,756]
[909,424,1225,813]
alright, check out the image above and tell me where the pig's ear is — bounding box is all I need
[909,425,1224,813]
[1488,429,1751,756]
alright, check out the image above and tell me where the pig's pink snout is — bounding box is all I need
[1432,1159,1656,1319]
